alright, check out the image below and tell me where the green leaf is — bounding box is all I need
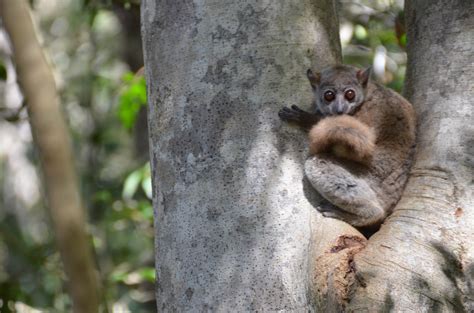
[141,163,152,199]
[354,25,368,40]
[122,169,142,199]
[141,176,152,199]
[378,30,398,46]
[117,73,147,130]
[400,33,407,47]
[138,202,153,220]
[111,271,128,283]
[94,190,112,203]
[138,267,156,282]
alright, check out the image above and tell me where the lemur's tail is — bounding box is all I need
[308,115,375,165]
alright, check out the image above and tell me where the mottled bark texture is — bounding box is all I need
[313,1,474,312]
[141,0,350,311]
[0,1,100,312]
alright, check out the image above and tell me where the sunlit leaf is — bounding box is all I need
[138,267,156,282]
[141,176,152,200]
[354,25,367,40]
[122,170,142,199]
[118,73,147,130]
[141,162,152,199]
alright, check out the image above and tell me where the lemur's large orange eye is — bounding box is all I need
[345,89,355,101]
[324,91,335,102]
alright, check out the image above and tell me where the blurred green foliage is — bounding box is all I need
[0,0,407,312]
[0,0,155,311]
[340,0,406,91]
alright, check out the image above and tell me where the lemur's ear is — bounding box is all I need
[307,69,320,89]
[357,67,371,87]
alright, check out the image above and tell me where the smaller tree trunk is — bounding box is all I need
[0,1,100,312]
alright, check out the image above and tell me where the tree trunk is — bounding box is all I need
[142,1,347,311]
[144,0,473,311]
[313,1,474,312]
[0,1,100,312]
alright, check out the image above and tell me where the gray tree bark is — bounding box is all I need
[144,0,473,311]
[142,1,348,311]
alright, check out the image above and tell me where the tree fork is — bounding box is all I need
[315,0,474,311]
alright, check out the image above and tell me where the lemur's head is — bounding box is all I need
[307,65,371,116]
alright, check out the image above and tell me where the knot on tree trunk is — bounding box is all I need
[312,235,367,312]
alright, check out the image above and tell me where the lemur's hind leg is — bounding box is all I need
[305,155,385,227]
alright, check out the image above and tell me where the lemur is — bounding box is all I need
[279,65,416,228]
